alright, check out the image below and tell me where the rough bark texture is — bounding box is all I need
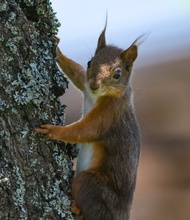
[0,0,76,219]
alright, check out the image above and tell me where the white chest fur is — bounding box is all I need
[76,88,97,173]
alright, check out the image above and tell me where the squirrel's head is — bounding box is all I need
[86,23,141,98]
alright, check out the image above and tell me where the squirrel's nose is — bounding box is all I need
[90,81,100,90]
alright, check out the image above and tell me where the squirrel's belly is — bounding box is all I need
[76,90,96,173]
[76,143,94,173]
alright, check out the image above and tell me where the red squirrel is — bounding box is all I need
[36,23,141,220]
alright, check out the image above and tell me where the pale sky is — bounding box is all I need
[51,0,190,67]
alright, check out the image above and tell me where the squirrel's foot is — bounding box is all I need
[71,201,83,220]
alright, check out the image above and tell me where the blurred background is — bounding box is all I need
[51,1,190,219]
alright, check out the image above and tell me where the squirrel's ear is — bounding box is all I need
[121,34,148,65]
[121,44,138,65]
[95,21,107,54]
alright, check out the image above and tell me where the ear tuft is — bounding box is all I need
[121,33,149,65]
[95,18,107,54]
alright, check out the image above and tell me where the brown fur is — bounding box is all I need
[36,27,141,220]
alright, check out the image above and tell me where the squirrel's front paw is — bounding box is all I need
[35,124,57,139]
[52,35,60,45]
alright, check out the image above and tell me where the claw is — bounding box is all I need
[35,124,52,135]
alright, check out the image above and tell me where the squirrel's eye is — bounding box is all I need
[87,60,91,68]
[113,69,122,79]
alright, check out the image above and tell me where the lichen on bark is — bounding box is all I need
[0,0,75,219]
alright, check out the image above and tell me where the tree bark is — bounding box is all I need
[0,0,76,219]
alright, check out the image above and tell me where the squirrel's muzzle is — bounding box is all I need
[89,81,100,91]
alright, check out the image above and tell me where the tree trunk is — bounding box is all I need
[0,0,76,219]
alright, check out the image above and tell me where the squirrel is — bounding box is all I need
[36,22,141,220]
